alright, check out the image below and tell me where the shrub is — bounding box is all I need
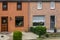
[45,33,49,38]
[36,26,46,37]
[30,26,46,37]
[13,31,22,40]
[30,26,36,33]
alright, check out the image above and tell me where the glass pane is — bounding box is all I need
[15,16,24,27]
[3,5,7,8]
[50,2,55,9]
[37,2,42,9]
[18,5,21,8]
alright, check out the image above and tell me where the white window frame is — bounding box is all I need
[50,2,55,9]
[33,15,45,26]
[37,2,42,9]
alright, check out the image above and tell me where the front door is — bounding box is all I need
[50,16,55,30]
[1,17,8,32]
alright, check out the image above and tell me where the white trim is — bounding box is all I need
[55,15,56,27]
[47,30,60,33]
[47,30,54,33]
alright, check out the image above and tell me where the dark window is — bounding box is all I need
[51,16,55,22]
[17,2,22,10]
[2,17,8,24]
[15,16,24,27]
[33,22,44,26]
[2,2,8,10]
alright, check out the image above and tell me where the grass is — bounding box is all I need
[37,32,60,40]
[37,38,43,40]
[48,33,60,37]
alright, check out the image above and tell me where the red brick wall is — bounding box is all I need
[0,2,29,32]
[29,2,60,30]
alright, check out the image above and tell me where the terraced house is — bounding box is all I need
[0,0,60,32]
[29,0,60,32]
[0,0,29,32]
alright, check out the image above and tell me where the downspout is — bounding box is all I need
[28,2,30,32]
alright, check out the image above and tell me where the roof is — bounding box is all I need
[0,0,60,2]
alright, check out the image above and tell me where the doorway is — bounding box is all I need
[1,17,8,32]
[50,16,55,30]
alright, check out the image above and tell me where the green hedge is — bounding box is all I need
[13,31,22,40]
[30,26,46,37]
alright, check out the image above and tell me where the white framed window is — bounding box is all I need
[33,15,45,26]
[50,2,55,9]
[37,2,42,9]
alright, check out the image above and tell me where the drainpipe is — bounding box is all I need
[28,2,30,32]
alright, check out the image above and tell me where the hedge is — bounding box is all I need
[13,31,22,40]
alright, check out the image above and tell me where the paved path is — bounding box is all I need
[9,32,38,40]
[22,32,38,40]
[1,32,60,40]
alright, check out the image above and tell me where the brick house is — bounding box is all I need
[0,0,29,32]
[29,0,60,32]
[0,0,60,32]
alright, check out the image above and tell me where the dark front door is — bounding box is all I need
[50,16,55,30]
[1,17,8,32]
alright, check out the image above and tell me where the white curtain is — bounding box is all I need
[33,16,45,22]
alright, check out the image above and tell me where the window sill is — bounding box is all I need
[50,9,55,10]
[15,25,24,27]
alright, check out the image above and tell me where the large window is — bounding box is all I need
[33,15,45,26]
[17,2,22,10]
[37,2,42,9]
[15,16,24,27]
[50,2,55,9]
[2,2,8,10]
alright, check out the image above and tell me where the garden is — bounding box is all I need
[30,26,60,40]
[13,26,60,40]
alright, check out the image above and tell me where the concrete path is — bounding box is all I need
[9,32,38,40]
[22,32,38,40]
[1,32,60,40]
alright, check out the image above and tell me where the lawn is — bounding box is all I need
[37,37,60,40]
[37,33,60,40]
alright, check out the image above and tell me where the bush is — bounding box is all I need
[30,26,46,37]
[45,33,49,38]
[30,26,36,33]
[13,31,22,40]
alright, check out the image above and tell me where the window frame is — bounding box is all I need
[50,2,55,9]
[2,1,8,11]
[33,15,45,26]
[17,1,22,10]
[15,16,24,27]
[37,2,42,9]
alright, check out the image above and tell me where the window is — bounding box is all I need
[37,2,42,9]
[2,2,8,10]
[17,2,22,10]
[33,15,45,26]
[2,17,8,24]
[50,2,55,9]
[15,16,24,27]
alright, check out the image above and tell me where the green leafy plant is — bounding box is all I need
[13,31,22,40]
[30,26,46,37]
[45,33,49,38]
